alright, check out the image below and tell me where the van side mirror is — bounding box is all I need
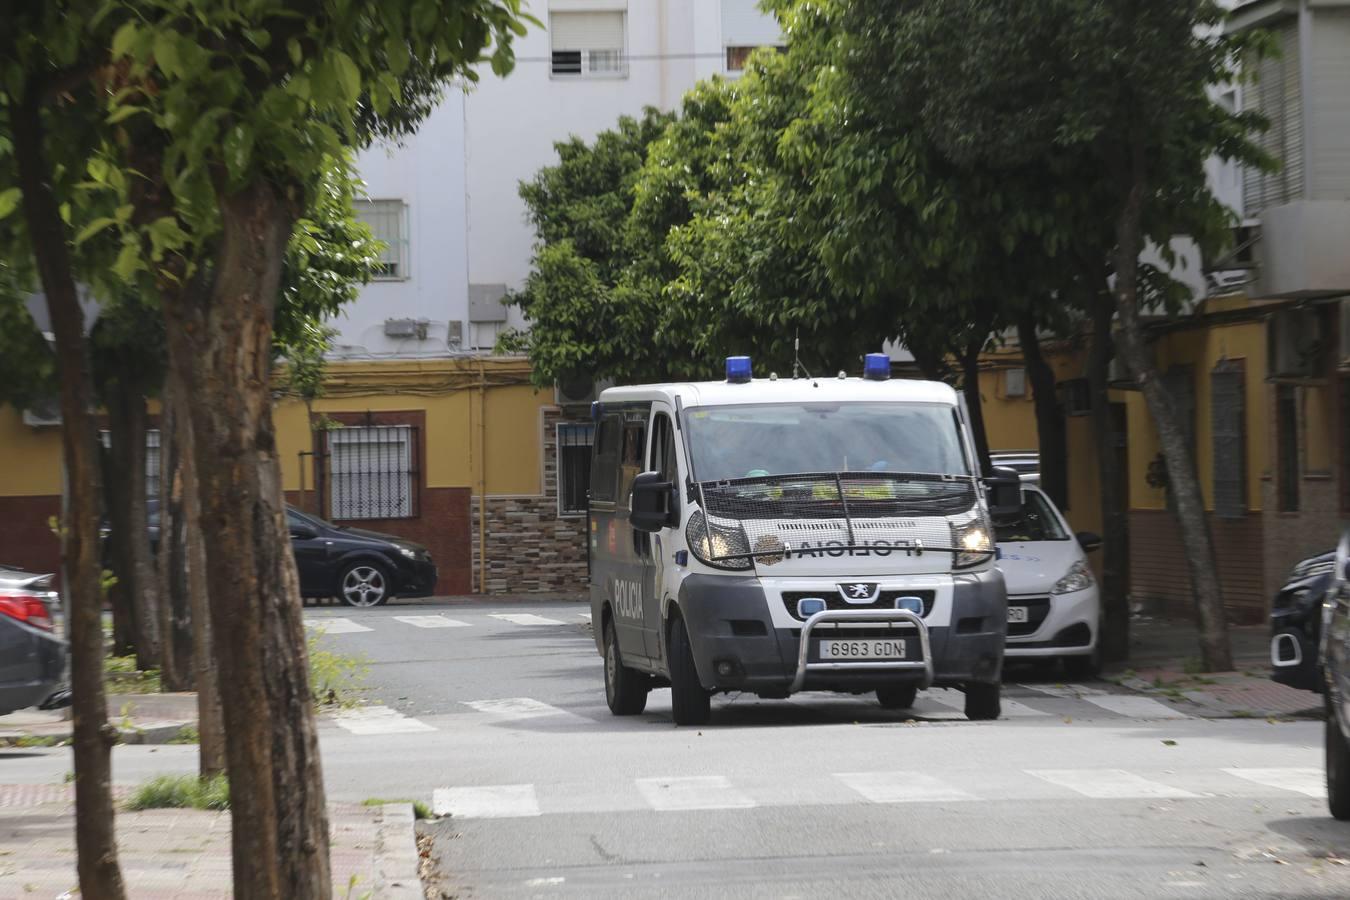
[630,471,676,533]
[1076,531,1103,553]
[984,466,1022,520]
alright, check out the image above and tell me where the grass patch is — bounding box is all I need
[125,774,230,812]
[362,797,433,820]
[105,655,162,694]
[308,635,369,709]
[167,725,199,745]
[11,734,60,748]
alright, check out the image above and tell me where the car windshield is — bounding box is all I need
[684,402,970,483]
[995,491,1070,542]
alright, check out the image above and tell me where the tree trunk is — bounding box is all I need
[106,381,160,670]
[161,179,330,897]
[175,367,227,777]
[1016,313,1068,509]
[1111,166,1232,672]
[101,439,136,658]
[1088,297,1131,663]
[960,334,991,473]
[156,375,194,691]
[13,89,127,900]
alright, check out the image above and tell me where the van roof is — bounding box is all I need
[597,377,959,408]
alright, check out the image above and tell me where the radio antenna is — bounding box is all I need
[793,331,812,380]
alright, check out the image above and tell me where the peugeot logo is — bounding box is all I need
[838,582,879,603]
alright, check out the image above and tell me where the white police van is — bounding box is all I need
[588,354,1021,725]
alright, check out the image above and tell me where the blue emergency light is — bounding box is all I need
[726,356,753,384]
[863,353,891,381]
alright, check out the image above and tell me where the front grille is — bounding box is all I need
[782,589,935,621]
[1005,596,1051,637]
[793,624,920,640]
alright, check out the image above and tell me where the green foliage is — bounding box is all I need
[307,633,369,709]
[104,655,162,694]
[125,774,230,811]
[167,724,199,744]
[361,797,434,820]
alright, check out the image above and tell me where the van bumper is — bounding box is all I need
[675,570,1006,694]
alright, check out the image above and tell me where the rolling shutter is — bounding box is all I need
[550,11,625,52]
[1243,19,1304,216]
[721,0,782,47]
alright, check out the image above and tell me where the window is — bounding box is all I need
[618,412,647,502]
[1004,367,1027,398]
[354,199,408,280]
[550,11,626,78]
[589,413,622,503]
[995,490,1070,543]
[726,46,756,71]
[1210,360,1246,519]
[557,423,595,517]
[1277,385,1300,512]
[1242,20,1303,217]
[328,425,418,520]
[649,413,676,481]
[99,429,161,499]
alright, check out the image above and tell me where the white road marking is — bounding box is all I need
[303,617,371,634]
[1018,683,1107,699]
[433,785,540,819]
[1081,695,1193,719]
[392,615,471,628]
[1223,767,1324,798]
[462,697,573,720]
[1027,768,1200,799]
[331,705,436,735]
[835,771,977,803]
[490,613,566,626]
[635,776,757,811]
[926,687,1049,718]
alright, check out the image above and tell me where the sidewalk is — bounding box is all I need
[0,693,199,747]
[0,787,421,898]
[1104,614,1323,719]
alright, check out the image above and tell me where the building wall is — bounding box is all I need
[0,406,64,577]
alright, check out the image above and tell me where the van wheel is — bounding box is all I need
[876,684,918,709]
[964,682,1001,721]
[668,615,711,726]
[1326,705,1350,820]
[604,620,649,716]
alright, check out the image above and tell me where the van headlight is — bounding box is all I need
[686,510,752,571]
[951,517,993,569]
[1052,560,1095,595]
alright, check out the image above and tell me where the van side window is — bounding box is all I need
[589,413,622,503]
[618,416,647,503]
[650,413,676,481]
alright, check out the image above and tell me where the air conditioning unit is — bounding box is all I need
[22,395,62,428]
[446,320,464,350]
[1107,355,1135,388]
[1269,308,1324,380]
[383,318,429,340]
[556,374,610,410]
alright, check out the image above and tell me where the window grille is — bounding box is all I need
[1276,385,1300,512]
[353,199,409,280]
[557,423,595,517]
[328,425,419,520]
[1210,361,1246,519]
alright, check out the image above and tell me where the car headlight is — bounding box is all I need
[951,517,993,569]
[686,510,752,571]
[1052,560,1095,595]
[397,546,418,560]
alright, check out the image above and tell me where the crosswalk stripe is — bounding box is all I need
[1080,695,1193,719]
[433,785,540,819]
[462,697,573,720]
[332,705,436,735]
[925,687,1050,718]
[303,617,371,634]
[392,615,471,628]
[635,776,756,811]
[835,771,976,803]
[1223,767,1324,797]
[489,613,567,626]
[1027,769,1201,799]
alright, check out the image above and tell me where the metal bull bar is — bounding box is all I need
[790,608,932,694]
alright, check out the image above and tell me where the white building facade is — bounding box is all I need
[331,0,782,360]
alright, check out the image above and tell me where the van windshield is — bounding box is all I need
[684,402,971,483]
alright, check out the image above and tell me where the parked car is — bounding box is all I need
[103,502,437,607]
[1322,532,1350,820]
[1270,549,1334,693]
[989,450,1041,485]
[996,484,1103,679]
[0,566,66,716]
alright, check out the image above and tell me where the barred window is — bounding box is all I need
[328,425,418,520]
[99,429,161,499]
[353,199,409,280]
[1210,360,1246,519]
[557,423,595,517]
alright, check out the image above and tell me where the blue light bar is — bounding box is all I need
[590,401,602,421]
[726,356,753,384]
[863,353,891,381]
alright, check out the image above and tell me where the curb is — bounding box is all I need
[1115,674,1322,720]
[0,720,197,747]
[373,802,423,899]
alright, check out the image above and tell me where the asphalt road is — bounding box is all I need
[5,598,1350,898]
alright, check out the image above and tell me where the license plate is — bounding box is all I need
[818,639,907,660]
[1007,606,1029,624]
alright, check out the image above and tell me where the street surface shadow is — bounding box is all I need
[1265,815,1350,860]
[1113,720,1322,748]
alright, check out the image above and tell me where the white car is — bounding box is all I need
[995,484,1102,679]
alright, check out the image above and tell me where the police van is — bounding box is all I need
[588,354,1021,726]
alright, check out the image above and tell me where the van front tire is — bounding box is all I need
[964,682,1001,721]
[876,684,918,709]
[604,620,649,716]
[668,615,711,726]
[1326,704,1350,821]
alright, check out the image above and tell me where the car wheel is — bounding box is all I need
[1326,702,1350,821]
[964,682,1001,721]
[668,615,711,726]
[876,684,919,709]
[605,619,649,716]
[339,562,390,608]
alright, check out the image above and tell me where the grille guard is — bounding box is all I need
[790,608,932,693]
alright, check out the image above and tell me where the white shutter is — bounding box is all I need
[550,11,625,52]
[1243,19,1303,217]
[721,0,782,47]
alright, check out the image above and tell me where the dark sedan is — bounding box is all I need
[0,566,66,716]
[1270,549,1334,693]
